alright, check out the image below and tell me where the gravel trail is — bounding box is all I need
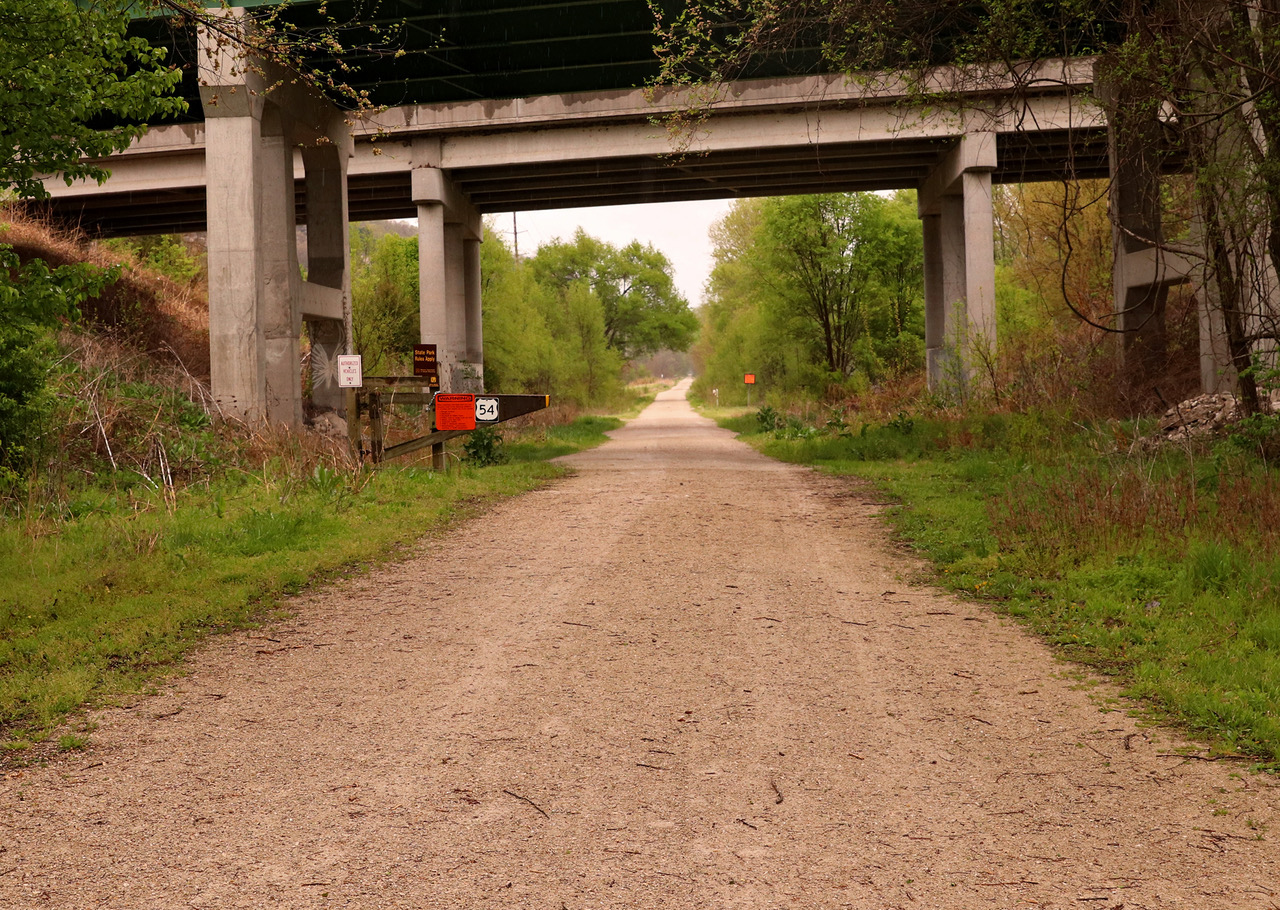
[3,378,1279,909]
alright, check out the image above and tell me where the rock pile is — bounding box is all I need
[310,410,349,438]
[1157,393,1241,441]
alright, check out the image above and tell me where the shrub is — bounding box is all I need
[463,426,508,466]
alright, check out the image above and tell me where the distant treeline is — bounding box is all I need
[693,191,926,405]
[350,223,697,408]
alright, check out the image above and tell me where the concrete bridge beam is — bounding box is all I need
[918,133,998,396]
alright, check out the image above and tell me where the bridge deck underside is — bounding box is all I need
[36,129,1111,238]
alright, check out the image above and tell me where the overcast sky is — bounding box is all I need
[487,199,736,307]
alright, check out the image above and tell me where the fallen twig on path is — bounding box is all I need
[503,789,550,819]
[1157,752,1252,762]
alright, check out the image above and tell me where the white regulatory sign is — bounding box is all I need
[336,354,363,388]
[475,397,499,421]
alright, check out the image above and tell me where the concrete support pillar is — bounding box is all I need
[198,8,353,427]
[1189,206,1237,393]
[1199,280,1236,393]
[1096,60,1203,389]
[444,222,471,390]
[1109,117,1170,381]
[464,237,485,390]
[204,113,267,422]
[918,133,998,397]
[412,162,483,393]
[302,143,353,415]
[921,212,945,385]
[416,201,451,387]
[962,169,998,375]
[259,110,303,427]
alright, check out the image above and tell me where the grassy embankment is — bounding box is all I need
[0,413,624,756]
[717,407,1280,768]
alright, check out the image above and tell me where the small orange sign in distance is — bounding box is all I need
[435,393,477,431]
[744,373,756,384]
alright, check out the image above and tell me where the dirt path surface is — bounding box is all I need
[4,379,1280,909]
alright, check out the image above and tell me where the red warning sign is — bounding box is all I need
[434,393,477,431]
[744,373,756,384]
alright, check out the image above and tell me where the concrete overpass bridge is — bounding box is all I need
[37,1,1189,426]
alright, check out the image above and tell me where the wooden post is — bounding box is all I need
[368,392,385,464]
[345,387,362,463]
[431,441,445,471]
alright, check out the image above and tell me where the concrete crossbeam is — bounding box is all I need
[300,283,345,321]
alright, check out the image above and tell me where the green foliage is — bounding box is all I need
[462,426,508,466]
[351,228,420,374]
[0,0,185,199]
[101,235,203,285]
[692,192,924,405]
[1229,361,1280,460]
[0,0,185,476]
[756,405,783,432]
[0,248,121,473]
[529,229,698,360]
[480,228,624,408]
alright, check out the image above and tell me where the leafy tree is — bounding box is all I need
[0,0,186,472]
[757,192,922,379]
[350,229,420,374]
[1,0,185,199]
[693,192,924,403]
[0,251,120,477]
[529,230,697,360]
[480,228,623,407]
[480,232,562,395]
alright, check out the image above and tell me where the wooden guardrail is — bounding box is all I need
[344,378,549,466]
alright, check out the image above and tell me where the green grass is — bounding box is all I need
[0,414,619,753]
[729,409,1280,767]
[505,416,623,462]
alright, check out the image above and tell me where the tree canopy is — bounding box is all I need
[528,230,698,361]
[1,0,186,199]
[1,0,188,473]
[693,191,924,403]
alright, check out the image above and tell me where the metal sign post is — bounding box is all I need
[745,373,756,407]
